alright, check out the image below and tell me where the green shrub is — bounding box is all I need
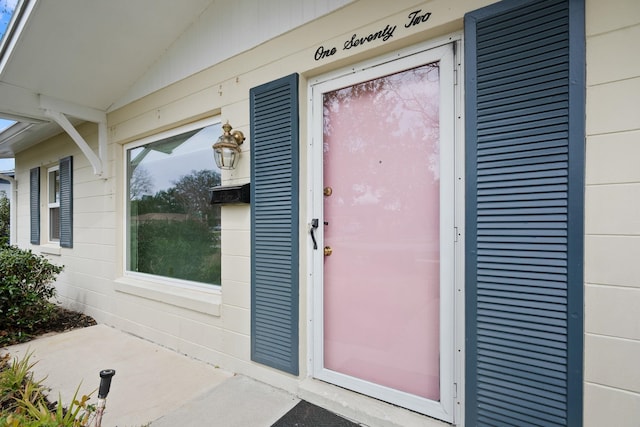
[0,193,8,248]
[0,247,63,344]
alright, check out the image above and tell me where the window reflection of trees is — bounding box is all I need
[321,64,442,401]
[323,62,440,219]
[128,130,223,285]
[129,169,222,284]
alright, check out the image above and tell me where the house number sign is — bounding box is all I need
[314,9,432,61]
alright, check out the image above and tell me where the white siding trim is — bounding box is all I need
[115,277,221,317]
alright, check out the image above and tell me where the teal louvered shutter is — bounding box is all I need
[465,0,584,425]
[250,73,300,375]
[59,156,73,248]
[30,167,40,245]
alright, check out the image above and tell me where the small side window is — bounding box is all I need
[47,166,60,242]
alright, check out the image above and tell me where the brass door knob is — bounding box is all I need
[324,246,333,256]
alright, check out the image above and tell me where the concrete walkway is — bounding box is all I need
[3,325,300,427]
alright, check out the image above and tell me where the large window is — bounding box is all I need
[126,119,222,286]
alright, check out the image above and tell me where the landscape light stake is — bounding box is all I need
[92,369,116,427]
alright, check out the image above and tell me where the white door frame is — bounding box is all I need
[306,38,462,423]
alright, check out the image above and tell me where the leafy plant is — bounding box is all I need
[0,352,42,414]
[0,247,63,345]
[0,192,8,248]
[18,385,95,427]
[0,351,96,427]
[0,353,153,427]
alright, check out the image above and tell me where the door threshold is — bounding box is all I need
[297,378,453,427]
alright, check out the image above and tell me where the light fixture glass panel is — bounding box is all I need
[215,147,239,170]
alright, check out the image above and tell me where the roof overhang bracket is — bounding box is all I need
[40,95,107,176]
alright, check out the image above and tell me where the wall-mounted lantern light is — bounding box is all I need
[212,121,245,170]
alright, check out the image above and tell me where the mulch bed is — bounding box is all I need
[0,306,97,347]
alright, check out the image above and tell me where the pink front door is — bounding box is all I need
[322,62,442,401]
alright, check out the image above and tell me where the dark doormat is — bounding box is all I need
[271,400,362,427]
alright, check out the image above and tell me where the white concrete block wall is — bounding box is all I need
[584,0,640,425]
[18,0,640,424]
[101,0,500,391]
[14,124,118,324]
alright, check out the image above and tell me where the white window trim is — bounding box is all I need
[47,165,60,244]
[121,115,223,293]
[114,275,221,316]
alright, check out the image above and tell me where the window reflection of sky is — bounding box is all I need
[0,119,15,132]
[132,124,220,194]
[0,0,18,41]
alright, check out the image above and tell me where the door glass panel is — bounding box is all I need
[322,62,440,400]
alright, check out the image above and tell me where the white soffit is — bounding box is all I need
[109,0,353,110]
[0,0,214,112]
[0,0,352,155]
[0,0,213,155]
